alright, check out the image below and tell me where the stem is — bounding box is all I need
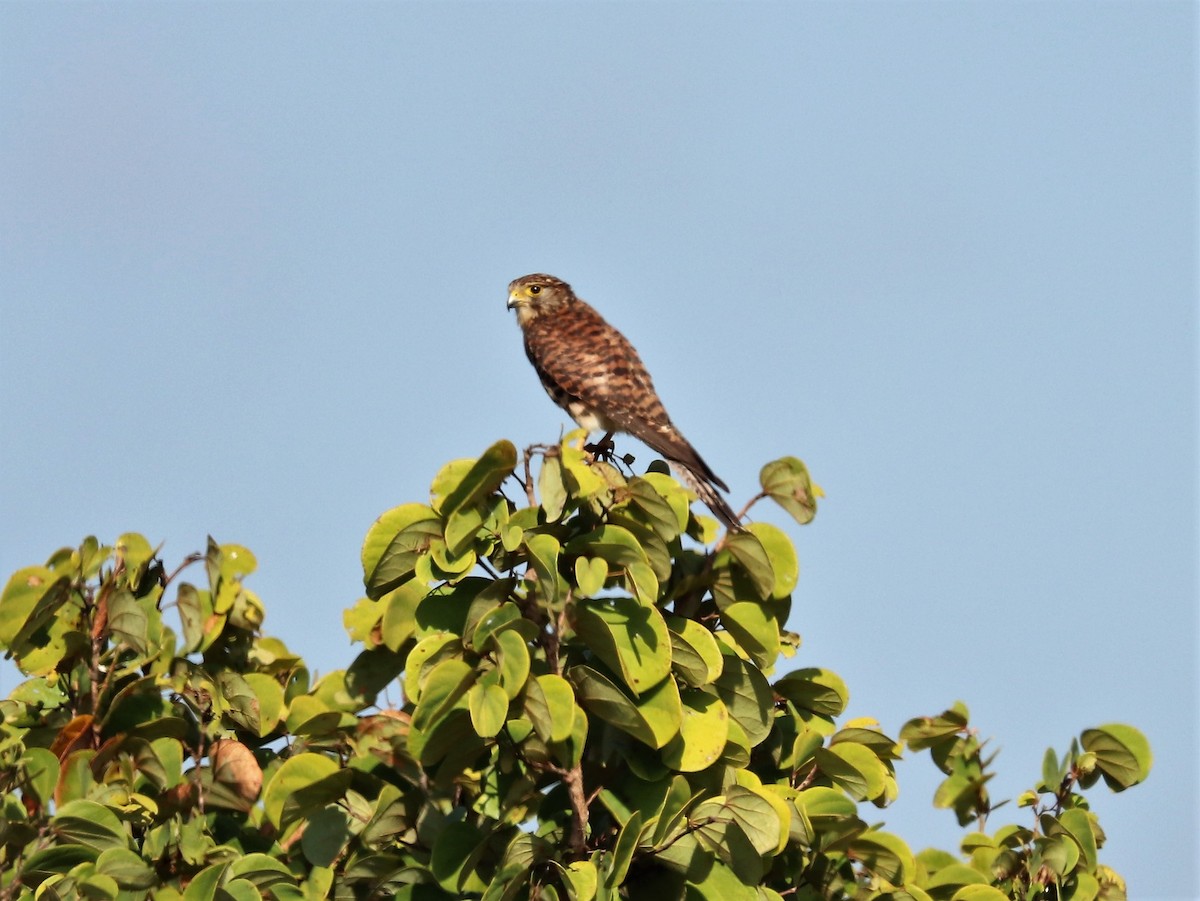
[563,763,590,857]
[522,445,539,507]
[794,763,819,791]
[161,552,204,591]
[652,815,720,854]
[734,491,767,525]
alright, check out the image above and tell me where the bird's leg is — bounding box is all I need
[583,431,616,462]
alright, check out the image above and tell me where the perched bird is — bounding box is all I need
[507,273,741,531]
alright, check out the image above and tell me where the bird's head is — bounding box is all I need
[507,273,574,327]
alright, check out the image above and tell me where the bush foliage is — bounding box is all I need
[0,435,1150,900]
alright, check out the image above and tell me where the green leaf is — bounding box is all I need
[1080,724,1152,790]
[412,658,475,731]
[662,690,729,772]
[624,560,660,607]
[747,522,799,599]
[741,784,792,855]
[53,800,129,850]
[262,753,352,830]
[924,864,990,892]
[218,543,257,581]
[21,846,100,883]
[1049,808,1098,871]
[345,646,405,705]
[95,848,157,890]
[718,601,779,668]
[175,582,209,653]
[565,526,656,601]
[502,523,525,552]
[20,747,59,810]
[899,703,969,750]
[524,533,563,604]
[713,656,774,747]
[539,454,569,522]
[604,811,646,889]
[573,556,609,597]
[102,674,174,735]
[411,709,485,768]
[623,476,683,541]
[641,471,691,532]
[0,566,61,643]
[403,632,461,703]
[115,532,155,576]
[429,537,477,577]
[725,531,775,600]
[227,853,297,890]
[718,786,782,858]
[431,820,489,894]
[1041,746,1061,791]
[686,858,758,901]
[607,513,673,584]
[1039,832,1080,876]
[775,667,849,719]
[182,863,229,901]
[285,695,346,737]
[813,742,888,801]
[492,628,531,699]
[560,860,598,901]
[448,504,490,560]
[469,600,522,651]
[550,695,589,768]
[759,456,818,525]
[108,589,150,656]
[216,670,261,733]
[437,440,518,518]
[569,664,681,749]
[535,673,577,743]
[847,830,915,884]
[0,567,55,649]
[666,616,724,687]
[241,673,285,737]
[560,434,609,498]
[949,887,1011,901]
[362,504,442,598]
[574,596,672,695]
[300,806,350,868]
[468,682,509,738]
[4,572,71,658]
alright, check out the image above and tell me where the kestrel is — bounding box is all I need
[507,273,741,531]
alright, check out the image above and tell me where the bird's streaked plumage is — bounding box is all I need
[507,273,741,530]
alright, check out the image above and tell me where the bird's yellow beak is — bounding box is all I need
[506,289,524,310]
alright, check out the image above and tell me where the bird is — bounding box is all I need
[506,273,741,531]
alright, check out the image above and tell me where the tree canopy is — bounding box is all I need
[0,435,1150,900]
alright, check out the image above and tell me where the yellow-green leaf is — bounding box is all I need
[662,690,728,772]
[759,456,818,525]
[468,682,509,738]
[574,596,672,695]
[813,742,887,801]
[747,522,799,599]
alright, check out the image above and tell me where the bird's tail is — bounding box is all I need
[672,463,743,532]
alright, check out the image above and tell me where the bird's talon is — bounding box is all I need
[584,436,617,462]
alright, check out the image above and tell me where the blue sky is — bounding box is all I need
[2,3,1195,895]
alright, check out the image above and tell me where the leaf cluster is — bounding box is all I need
[0,436,1150,901]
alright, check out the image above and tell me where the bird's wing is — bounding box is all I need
[524,300,730,494]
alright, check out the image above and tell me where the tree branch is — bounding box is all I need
[562,762,590,857]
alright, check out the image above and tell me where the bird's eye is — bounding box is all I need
[529,285,541,295]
